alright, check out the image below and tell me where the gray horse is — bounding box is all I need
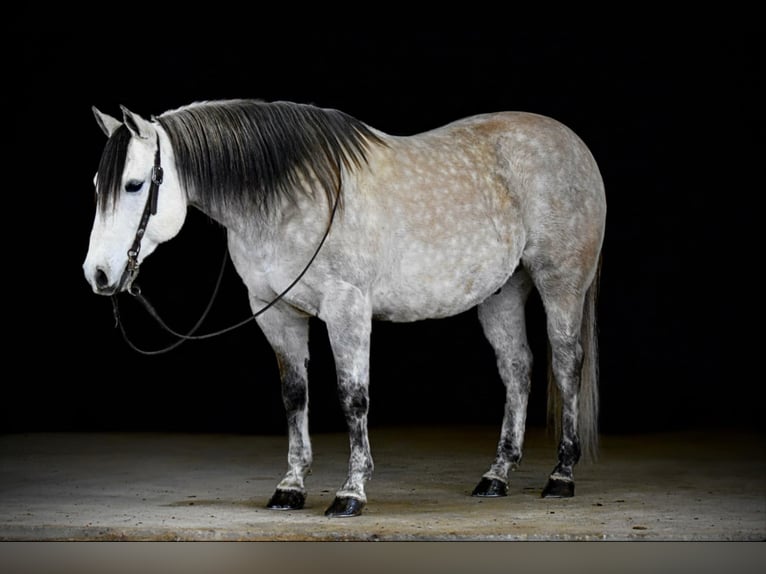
[84,99,606,517]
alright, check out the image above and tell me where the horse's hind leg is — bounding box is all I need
[534,274,592,498]
[473,268,534,497]
[256,306,313,511]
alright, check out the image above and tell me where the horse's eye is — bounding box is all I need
[125,180,144,193]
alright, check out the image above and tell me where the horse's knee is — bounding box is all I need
[277,355,309,412]
[282,379,307,412]
[339,384,369,420]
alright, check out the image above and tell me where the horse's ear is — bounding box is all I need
[92,106,122,138]
[120,105,154,139]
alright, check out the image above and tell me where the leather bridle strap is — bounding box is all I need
[123,134,163,291]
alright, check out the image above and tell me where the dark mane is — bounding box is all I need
[95,124,131,213]
[94,100,385,216]
[156,99,384,216]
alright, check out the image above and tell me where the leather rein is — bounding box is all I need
[111,133,339,355]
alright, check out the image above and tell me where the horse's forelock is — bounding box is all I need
[95,124,131,213]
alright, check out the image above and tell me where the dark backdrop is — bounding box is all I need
[8,9,761,436]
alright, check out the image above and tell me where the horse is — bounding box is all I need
[83,99,606,517]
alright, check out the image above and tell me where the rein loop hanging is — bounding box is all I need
[111,149,342,355]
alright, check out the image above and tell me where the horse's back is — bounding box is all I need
[366,110,605,231]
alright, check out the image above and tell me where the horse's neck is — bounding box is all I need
[188,195,284,245]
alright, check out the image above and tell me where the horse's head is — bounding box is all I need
[83,106,187,295]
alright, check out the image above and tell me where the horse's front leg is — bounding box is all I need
[255,304,313,511]
[320,284,373,517]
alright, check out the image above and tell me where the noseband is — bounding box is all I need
[122,133,163,292]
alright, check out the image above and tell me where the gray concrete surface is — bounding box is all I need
[0,426,763,541]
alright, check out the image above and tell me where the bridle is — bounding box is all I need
[120,133,163,294]
[110,132,340,355]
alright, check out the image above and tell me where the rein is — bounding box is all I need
[111,136,341,356]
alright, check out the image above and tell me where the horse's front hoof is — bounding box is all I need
[324,496,365,517]
[267,489,306,510]
[542,477,574,498]
[472,477,508,497]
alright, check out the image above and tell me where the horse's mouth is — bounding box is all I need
[94,285,119,296]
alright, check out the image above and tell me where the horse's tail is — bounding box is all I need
[546,256,601,463]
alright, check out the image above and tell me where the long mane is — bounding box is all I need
[156,99,384,216]
[95,99,385,216]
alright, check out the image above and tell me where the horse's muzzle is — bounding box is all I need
[90,265,132,296]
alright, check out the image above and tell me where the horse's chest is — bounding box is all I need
[226,232,282,301]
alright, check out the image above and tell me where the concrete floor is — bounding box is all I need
[0,426,763,541]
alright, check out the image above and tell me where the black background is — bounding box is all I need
[9,8,761,436]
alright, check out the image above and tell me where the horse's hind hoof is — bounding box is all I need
[267,489,306,510]
[472,477,508,497]
[325,496,365,517]
[542,477,574,498]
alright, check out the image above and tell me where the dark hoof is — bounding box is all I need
[267,489,306,510]
[472,477,508,497]
[324,496,365,517]
[542,477,575,498]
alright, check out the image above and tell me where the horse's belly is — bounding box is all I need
[371,241,518,322]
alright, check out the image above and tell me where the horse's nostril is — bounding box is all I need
[95,268,109,289]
